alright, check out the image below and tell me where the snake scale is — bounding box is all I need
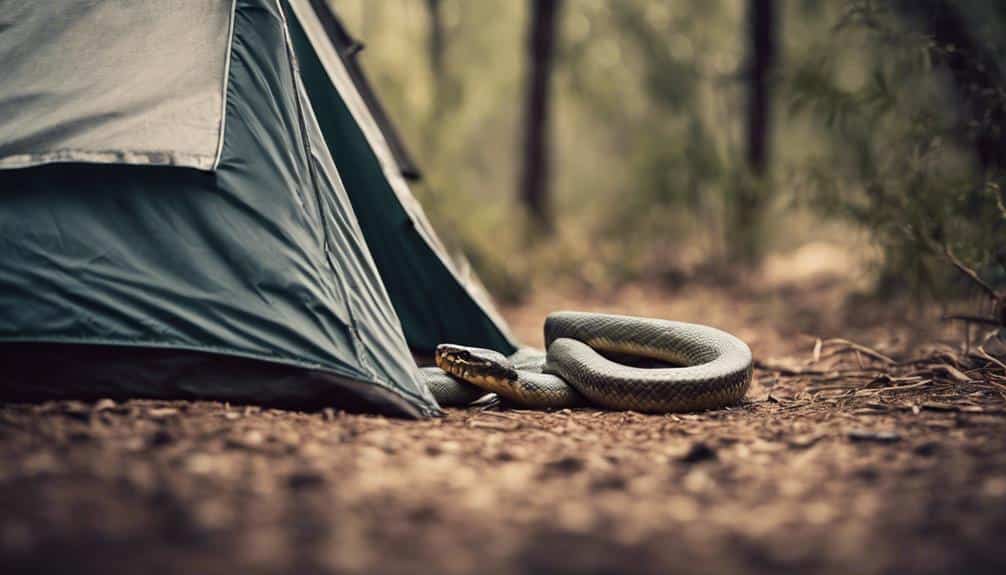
[422,311,753,413]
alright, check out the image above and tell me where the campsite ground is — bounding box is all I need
[2,243,1005,574]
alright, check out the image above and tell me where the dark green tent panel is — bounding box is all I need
[0,0,517,416]
[284,5,515,354]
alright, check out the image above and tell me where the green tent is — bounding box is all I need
[0,0,517,418]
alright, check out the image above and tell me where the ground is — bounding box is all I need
[2,247,1005,574]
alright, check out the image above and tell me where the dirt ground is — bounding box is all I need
[2,251,1006,574]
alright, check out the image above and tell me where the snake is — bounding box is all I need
[422,311,753,413]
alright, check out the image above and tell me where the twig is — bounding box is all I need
[943,244,1000,302]
[943,314,1002,326]
[975,346,1006,372]
[857,380,933,395]
[822,338,897,364]
[864,375,927,386]
[754,360,830,376]
[812,384,862,393]
[807,372,888,384]
[755,360,889,381]
[931,363,974,383]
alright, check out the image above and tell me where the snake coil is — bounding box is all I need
[429,311,752,413]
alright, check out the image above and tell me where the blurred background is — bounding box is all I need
[333,0,1005,313]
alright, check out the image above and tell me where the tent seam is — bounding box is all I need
[275,0,383,390]
[279,0,435,413]
[212,0,239,170]
[275,0,518,351]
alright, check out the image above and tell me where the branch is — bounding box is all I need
[942,314,1003,326]
[943,244,1000,301]
[821,337,897,364]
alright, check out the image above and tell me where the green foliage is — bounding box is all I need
[785,0,1006,297]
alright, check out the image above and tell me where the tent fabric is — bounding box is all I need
[0,0,502,417]
[286,0,518,354]
[0,0,234,171]
[0,343,426,417]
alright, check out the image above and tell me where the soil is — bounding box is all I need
[2,262,1005,574]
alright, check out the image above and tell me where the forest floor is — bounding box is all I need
[2,244,1006,574]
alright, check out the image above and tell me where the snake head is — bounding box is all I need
[435,344,518,384]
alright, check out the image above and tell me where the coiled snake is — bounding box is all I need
[422,311,752,413]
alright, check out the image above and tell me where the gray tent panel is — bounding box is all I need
[0,0,234,170]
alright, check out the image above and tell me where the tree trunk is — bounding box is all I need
[731,0,777,265]
[520,0,562,235]
[747,0,775,177]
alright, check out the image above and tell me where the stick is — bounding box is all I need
[943,244,1000,302]
[822,338,897,364]
[975,346,1006,372]
[943,314,1003,326]
[753,360,831,376]
[858,380,933,395]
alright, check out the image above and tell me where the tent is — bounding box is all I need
[0,0,518,418]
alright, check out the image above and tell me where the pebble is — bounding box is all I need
[678,441,717,463]
[847,429,901,443]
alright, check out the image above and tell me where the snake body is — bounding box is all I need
[427,311,752,413]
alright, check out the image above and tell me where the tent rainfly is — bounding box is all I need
[0,0,517,418]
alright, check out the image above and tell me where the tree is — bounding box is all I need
[747,0,776,178]
[520,0,563,235]
[730,0,778,265]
